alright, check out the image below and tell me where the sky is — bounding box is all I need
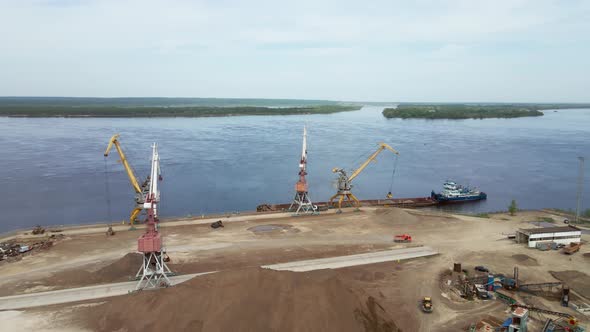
[1,0,589,102]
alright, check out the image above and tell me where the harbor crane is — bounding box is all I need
[104,134,161,227]
[330,143,399,210]
[135,144,170,290]
[288,126,317,214]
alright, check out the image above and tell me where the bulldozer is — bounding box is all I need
[421,297,433,313]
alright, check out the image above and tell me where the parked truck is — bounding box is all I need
[563,242,582,255]
[394,234,412,243]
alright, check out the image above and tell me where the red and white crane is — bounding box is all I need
[135,143,172,290]
[289,126,317,214]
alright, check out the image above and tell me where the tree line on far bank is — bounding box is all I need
[382,103,590,120]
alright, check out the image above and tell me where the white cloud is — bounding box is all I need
[0,0,589,101]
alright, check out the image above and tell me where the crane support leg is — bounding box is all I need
[330,193,361,211]
[289,191,317,215]
[135,251,173,290]
[338,195,345,209]
[348,193,361,207]
[329,193,340,206]
[129,207,142,227]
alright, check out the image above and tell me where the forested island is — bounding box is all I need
[382,103,590,119]
[0,97,360,117]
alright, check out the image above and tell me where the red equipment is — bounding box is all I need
[394,234,412,243]
[137,208,162,253]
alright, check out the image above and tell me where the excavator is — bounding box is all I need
[104,134,160,227]
[330,142,399,210]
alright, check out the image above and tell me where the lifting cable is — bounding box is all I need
[388,154,399,195]
[104,158,113,223]
[349,148,376,174]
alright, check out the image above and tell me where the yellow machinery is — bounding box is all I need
[330,143,399,210]
[104,134,149,226]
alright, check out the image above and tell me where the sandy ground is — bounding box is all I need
[0,207,589,331]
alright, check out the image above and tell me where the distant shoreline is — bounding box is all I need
[382,103,590,119]
[0,105,361,118]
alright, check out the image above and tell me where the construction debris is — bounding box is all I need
[32,225,45,235]
[256,204,273,212]
[211,220,224,229]
[0,235,62,262]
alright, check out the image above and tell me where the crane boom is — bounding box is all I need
[144,143,161,215]
[104,134,142,194]
[300,126,307,171]
[104,134,161,227]
[348,143,399,182]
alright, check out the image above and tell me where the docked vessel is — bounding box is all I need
[431,181,487,203]
[257,196,438,212]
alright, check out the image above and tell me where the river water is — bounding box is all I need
[1,106,589,232]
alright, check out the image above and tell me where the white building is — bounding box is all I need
[515,225,582,248]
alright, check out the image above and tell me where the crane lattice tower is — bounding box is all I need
[289,126,317,214]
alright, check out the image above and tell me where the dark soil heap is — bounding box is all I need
[79,267,400,332]
[511,254,539,266]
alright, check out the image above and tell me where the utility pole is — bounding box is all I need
[576,156,585,223]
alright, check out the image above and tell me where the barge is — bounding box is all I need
[257,196,438,212]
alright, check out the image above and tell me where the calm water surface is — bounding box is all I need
[1,107,589,232]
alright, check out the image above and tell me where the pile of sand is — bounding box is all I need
[550,270,590,299]
[48,253,142,287]
[78,267,400,332]
[93,252,143,281]
[374,208,419,225]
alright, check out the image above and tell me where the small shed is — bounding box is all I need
[515,225,581,248]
